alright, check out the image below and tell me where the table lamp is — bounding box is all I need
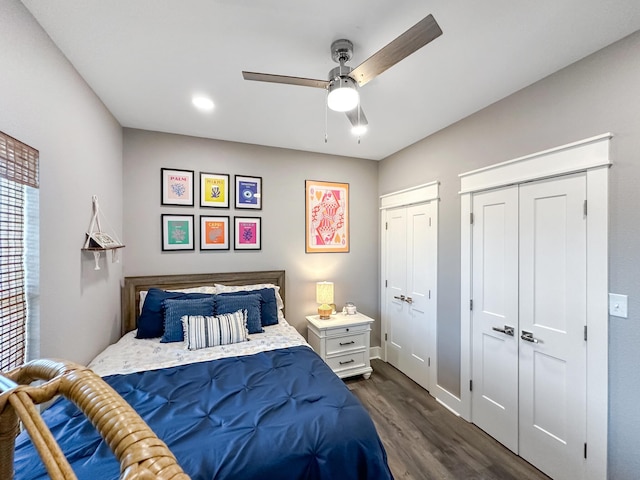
[316,281,334,319]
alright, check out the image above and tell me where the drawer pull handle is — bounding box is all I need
[339,340,355,346]
[339,359,355,365]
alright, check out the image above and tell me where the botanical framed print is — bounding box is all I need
[200,215,230,250]
[161,214,194,251]
[161,168,194,206]
[305,180,349,253]
[200,172,229,208]
[234,216,261,250]
[235,175,262,209]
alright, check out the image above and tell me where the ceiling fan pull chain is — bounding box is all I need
[357,101,361,144]
[324,98,328,143]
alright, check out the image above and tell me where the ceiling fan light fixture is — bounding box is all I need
[327,76,359,112]
[351,124,367,136]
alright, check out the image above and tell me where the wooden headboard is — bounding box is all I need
[121,270,285,336]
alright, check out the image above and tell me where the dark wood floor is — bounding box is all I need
[344,359,551,480]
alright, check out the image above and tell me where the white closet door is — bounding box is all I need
[471,186,519,452]
[404,203,435,390]
[385,207,409,371]
[384,202,436,391]
[518,174,587,480]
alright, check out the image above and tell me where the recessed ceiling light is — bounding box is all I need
[192,95,214,111]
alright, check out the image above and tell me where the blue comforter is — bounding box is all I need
[14,346,393,480]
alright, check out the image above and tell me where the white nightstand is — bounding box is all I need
[306,312,374,379]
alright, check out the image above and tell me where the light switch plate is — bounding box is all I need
[609,293,628,318]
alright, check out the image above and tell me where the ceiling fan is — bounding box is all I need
[242,14,443,135]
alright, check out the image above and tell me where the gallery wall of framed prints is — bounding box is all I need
[160,168,262,252]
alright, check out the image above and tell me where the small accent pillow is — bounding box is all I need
[137,288,212,339]
[161,297,216,343]
[183,310,248,350]
[215,293,263,334]
[215,283,284,310]
[217,288,279,326]
[139,285,217,314]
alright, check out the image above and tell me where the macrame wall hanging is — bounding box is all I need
[82,195,124,270]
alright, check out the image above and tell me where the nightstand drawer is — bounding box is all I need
[325,351,367,372]
[326,333,366,355]
[325,322,368,337]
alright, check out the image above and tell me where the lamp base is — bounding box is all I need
[318,305,332,320]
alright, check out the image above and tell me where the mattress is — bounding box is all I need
[89,318,308,377]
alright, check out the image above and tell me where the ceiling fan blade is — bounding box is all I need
[242,71,329,89]
[345,105,368,128]
[350,14,443,87]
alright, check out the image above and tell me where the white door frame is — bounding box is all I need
[380,181,439,394]
[452,133,611,480]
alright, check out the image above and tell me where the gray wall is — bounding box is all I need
[379,30,640,479]
[122,129,380,341]
[0,0,124,365]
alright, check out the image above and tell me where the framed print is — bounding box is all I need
[162,214,194,251]
[161,168,194,206]
[200,172,229,208]
[235,175,262,209]
[200,215,230,250]
[234,216,261,250]
[305,180,349,253]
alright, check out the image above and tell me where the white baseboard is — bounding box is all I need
[369,346,382,360]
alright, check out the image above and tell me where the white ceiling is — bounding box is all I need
[21,1,640,160]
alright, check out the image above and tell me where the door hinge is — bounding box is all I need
[470,380,473,391]
[583,200,588,216]
[470,212,474,225]
[428,290,431,299]
[428,357,431,367]
[429,217,432,227]
[385,221,388,230]
[584,442,587,459]
[584,325,588,341]
[470,299,473,311]
[385,333,388,341]
[385,280,388,288]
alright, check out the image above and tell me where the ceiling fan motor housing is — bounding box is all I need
[330,39,354,64]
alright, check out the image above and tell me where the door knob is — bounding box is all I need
[521,330,540,343]
[393,294,406,301]
[492,325,515,336]
[405,296,413,304]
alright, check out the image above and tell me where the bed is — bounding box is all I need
[11,271,393,480]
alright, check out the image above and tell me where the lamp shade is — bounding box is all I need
[316,281,334,305]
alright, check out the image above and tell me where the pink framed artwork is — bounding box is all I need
[305,180,349,253]
[161,168,194,206]
[234,216,261,250]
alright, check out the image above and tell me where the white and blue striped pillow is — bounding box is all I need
[182,309,248,350]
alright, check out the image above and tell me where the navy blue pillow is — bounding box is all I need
[161,297,216,343]
[217,288,279,326]
[215,294,263,334]
[137,288,212,339]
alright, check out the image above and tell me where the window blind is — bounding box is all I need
[0,132,39,371]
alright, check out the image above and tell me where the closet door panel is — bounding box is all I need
[518,174,587,480]
[405,203,434,389]
[385,207,408,369]
[471,186,519,453]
